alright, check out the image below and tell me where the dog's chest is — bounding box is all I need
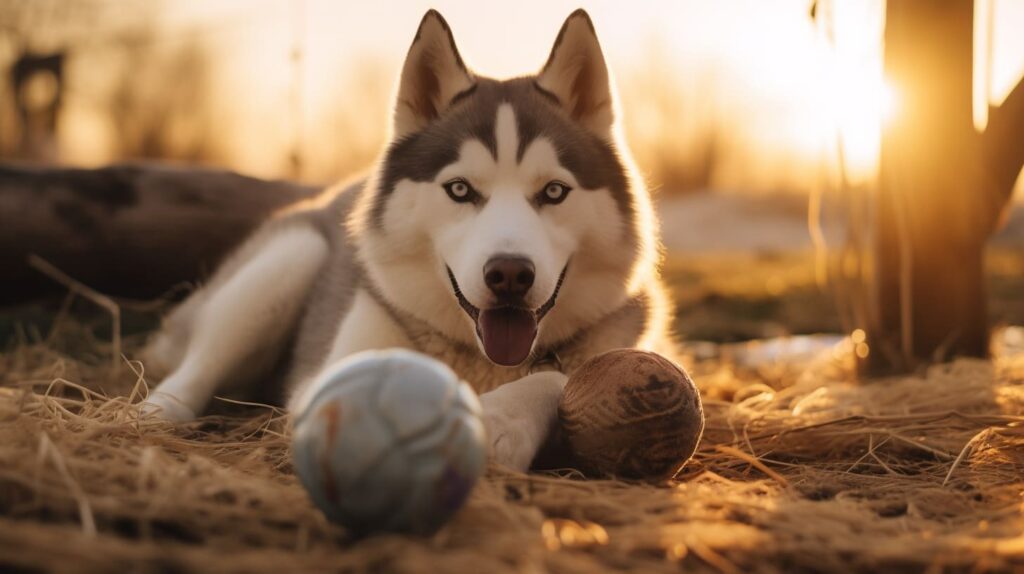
[398,324,595,393]
[404,329,532,392]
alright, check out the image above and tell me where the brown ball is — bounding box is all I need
[558,349,704,480]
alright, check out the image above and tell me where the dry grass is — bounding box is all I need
[665,248,1024,343]
[4,317,1024,573]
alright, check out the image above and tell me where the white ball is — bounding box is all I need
[291,349,486,535]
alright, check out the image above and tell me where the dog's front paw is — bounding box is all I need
[140,391,197,422]
[480,408,541,472]
[477,372,566,472]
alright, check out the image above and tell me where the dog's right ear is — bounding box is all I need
[393,10,475,138]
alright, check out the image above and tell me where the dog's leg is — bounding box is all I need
[478,371,568,471]
[140,285,205,379]
[143,224,329,421]
[142,216,315,378]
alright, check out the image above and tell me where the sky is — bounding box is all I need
[6,0,1024,195]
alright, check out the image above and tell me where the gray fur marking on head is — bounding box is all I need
[371,77,632,228]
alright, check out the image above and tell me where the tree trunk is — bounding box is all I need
[869,0,1022,374]
[0,163,319,304]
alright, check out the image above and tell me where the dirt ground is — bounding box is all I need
[3,251,1024,573]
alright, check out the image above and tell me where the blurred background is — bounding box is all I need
[1,0,1023,352]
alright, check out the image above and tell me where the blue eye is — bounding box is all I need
[443,178,479,203]
[538,181,572,205]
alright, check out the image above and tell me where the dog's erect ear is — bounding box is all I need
[536,10,613,138]
[393,10,475,137]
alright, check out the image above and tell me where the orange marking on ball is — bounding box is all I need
[320,402,341,449]
[318,402,342,505]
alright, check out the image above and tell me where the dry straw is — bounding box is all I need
[3,319,1024,572]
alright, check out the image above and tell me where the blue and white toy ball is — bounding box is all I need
[291,349,487,536]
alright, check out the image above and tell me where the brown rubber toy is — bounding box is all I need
[558,349,704,480]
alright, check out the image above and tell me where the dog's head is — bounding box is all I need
[352,9,659,367]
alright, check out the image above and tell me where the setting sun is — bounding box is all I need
[830,68,898,182]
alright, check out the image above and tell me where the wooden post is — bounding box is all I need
[868,0,1023,374]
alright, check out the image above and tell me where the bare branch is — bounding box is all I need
[29,254,121,373]
[984,76,1024,207]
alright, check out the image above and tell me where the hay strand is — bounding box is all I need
[28,255,122,374]
[2,320,1024,572]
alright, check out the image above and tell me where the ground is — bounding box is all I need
[3,246,1024,573]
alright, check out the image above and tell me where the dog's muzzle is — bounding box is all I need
[446,264,568,366]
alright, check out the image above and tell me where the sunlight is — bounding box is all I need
[816,0,888,184]
[975,0,994,131]
[879,80,899,125]
[3,0,1022,189]
[831,67,897,181]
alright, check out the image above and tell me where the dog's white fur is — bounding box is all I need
[142,10,679,472]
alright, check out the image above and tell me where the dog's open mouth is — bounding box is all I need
[446,264,568,366]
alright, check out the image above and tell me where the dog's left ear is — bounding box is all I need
[393,10,476,138]
[536,10,614,138]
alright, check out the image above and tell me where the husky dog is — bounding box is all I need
[142,9,678,471]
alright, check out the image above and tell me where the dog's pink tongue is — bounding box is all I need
[478,308,537,366]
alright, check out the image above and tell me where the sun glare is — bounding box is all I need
[6,0,1022,191]
[815,0,889,185]
[826,66,895,183]
[879,80,899,125]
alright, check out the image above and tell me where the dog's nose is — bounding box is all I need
[483,256,535,300]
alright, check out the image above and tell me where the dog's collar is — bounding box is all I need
[528,350,563,374]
